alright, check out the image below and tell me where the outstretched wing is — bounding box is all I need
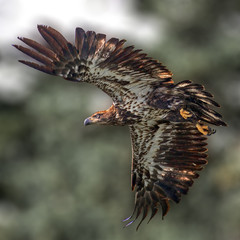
[14,25,173,102]
[124,121,208,229]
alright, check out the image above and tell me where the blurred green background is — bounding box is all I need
[0,0,240,239]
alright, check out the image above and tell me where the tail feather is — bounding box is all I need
[176,81,226,127]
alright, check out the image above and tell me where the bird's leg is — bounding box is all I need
[196,121,216,136]
[180,108,192,119]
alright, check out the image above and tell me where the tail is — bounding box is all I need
[175,80,227,127]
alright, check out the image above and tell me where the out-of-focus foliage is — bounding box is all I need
[0,0,240,239]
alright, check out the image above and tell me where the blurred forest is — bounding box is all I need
[0,0,240,240]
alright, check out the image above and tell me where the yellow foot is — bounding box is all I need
[180,108,192,119]
[196,123,209,135]
[196,122,216,135]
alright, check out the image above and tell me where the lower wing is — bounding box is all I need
[125,121,208,229]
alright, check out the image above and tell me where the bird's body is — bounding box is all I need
[14,25,226,229]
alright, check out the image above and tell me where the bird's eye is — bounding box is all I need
[95,114,102,119]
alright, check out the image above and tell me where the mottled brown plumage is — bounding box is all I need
[14,25,226,229]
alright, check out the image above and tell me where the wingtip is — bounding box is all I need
[75,27,85,33]
[216,120,227,127]
[37,24,43,30]
[221,121,227,127]
[37,24,50,33]
[123,220,134,228]
[122,216,132,222]
[17,36,28,43]
[18,59,29,64]
[12,44,22,51]
[37,24,47,29]
[12,44,23,52]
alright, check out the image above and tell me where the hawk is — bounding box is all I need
[14,25,226,229]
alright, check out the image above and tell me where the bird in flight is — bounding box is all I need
[14,25,226,229]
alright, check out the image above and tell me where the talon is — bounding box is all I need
[196,122,215,135]
[180,108,192,119]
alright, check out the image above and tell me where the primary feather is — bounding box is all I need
[14,25,226,229]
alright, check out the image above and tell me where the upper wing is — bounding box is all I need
[124,121,208,229]
[14,25,173,102]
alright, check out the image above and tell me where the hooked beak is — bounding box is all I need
[84,118,92,126]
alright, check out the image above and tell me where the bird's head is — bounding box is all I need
[84,106,117,126]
